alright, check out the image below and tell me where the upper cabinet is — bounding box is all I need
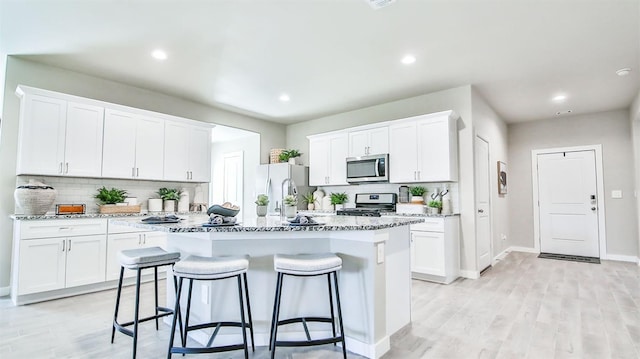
[16,86,213,182]
[348,126,389,157]
[16,91,104,177]
[308,132,348,186]
[102,109,165,180]
[389,111,458,183]
[163,121,211,182]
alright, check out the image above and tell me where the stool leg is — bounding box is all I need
[167,277,184,359]
[242,272,255,352]
[182,279,194,350]
[268,272,282,351]
[270,272,284,359]
[154,266,159,330]
[237,275,249,359]
[132,268,142,359]
[333,271,347,359]
[327,273,337,345]
[111,266,125,344]
[172,272,184,347]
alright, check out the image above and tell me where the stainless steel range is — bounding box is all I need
[336,193,397,217]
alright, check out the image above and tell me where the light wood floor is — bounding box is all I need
[1,252,638,358]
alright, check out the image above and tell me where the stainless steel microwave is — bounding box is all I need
[346,154,389,183]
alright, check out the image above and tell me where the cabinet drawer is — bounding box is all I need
[410,218,444,232]
[20,219,107,239]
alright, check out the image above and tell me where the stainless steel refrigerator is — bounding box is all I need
[255,163,313,213]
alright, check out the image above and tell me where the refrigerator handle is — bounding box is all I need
[265,177,270,196]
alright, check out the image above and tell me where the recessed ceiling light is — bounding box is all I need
[279,94,290,102]
[616,68,632,76]
[151,49,168,60]
[401,55,416,65]
[552,94,567,103]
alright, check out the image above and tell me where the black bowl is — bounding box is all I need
[207,205,240,217]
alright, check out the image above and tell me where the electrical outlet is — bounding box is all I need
[501,233,507,241]
[376,243,385,264]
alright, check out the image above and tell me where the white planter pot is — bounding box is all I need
[284,205,297,218]
[307,203,315,210]
[256,205,268,217]
[148,198,163,212]
[334,204,345,211]
[428,207,440,215]
[163,200,176,212]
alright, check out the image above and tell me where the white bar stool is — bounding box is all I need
[111,246,181,359]
[269,253,347,359]
[167,255,254,359]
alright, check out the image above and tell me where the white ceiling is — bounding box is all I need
[1,0,638,125]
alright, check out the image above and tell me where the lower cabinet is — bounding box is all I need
[410,216,460,284]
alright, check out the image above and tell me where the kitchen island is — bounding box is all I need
[111,214,423,359]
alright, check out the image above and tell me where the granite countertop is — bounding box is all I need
[110,214,424,233]
[11,211,202,220]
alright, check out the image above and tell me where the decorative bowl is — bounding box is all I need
[207,204,240,217]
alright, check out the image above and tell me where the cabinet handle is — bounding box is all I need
[136,168,139,177]
[417,171,420,180]
[67,239,71,252]
[138,234,141,245]
[189,171,193,180]
[142,234,146,244]
[132,167,136,177]
[65,162,69,174]
[59,162,63,174]
[61,240,65,252]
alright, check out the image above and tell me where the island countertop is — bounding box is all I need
[110,214,424,233]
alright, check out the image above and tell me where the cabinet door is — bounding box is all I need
[65,235,107,287]
[136,116,165,180]
[188,126,212,182]
[411,231,445,276]
[18,238,65,295]
[16,94,67,175]
[141,231,167,249]
[417,117,454,182]
[327,133,348,185]
[105,233,141,281]
[163,121,190,181]
[64,102,104,177]
[102,109,137,178]
[308,137,329,186]
[389,122,418,183]
[348,130,369,157]
[367,127,389,155]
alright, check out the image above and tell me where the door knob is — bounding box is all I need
[591,207,596,211]
[478,209,484,213]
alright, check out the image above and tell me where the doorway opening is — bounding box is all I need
[474,135,492,273]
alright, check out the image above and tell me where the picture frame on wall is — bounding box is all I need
[498,161,507,194]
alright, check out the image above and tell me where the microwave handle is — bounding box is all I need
[375,159,380,177]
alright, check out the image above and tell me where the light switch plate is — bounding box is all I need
[376,243,385,264]
[611,190,623,199]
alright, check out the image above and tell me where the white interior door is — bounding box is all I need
[223,151,244,220]
[475,136,492,271]
[537,150,599,257]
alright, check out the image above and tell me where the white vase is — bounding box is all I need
[334,204,345,210]
[288,158,296,165]
[163,200,176,212]
[284,205,297,218]
[148,198,163,212]
[14,180,57,215]
[307,203,315,210]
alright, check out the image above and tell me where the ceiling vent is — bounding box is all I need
[366,0,396,10]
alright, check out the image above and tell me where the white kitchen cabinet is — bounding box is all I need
[348,126,389,157]
[308,132,348,186]
[102,109,165,180]
[15,218,108,297]
[164,121,212,182]
[410,216,459,284]
[105,230,167,281]
[389,111,458,183]
[16,91,104,177]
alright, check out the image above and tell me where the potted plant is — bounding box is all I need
[409,186,426,204]
[95,186,127,205]
[255,194,269,217]
[330,192,348,210]
[302,192,316,210]
[158,188,181,212]
[283,194,298,218]
[279,149,302,165]
[427,200,442,215]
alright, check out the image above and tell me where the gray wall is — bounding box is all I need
[631,91,640,259]
[508,109,638,257]
[471,89,510,258]
[0,57,285,289]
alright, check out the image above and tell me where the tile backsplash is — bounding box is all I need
[15,176,209,214]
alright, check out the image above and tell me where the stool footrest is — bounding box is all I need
[277,316,334,326]
[115,309,173,328]
[275,337,344,347]
[170,344,246,355]
[188,321,250,332]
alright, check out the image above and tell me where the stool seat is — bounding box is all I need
[274,253,342,275]
[118,246,180,269]
[173,255,249,280]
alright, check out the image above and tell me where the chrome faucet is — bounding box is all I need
[281,177,297,222]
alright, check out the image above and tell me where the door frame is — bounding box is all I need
[531,145,606,257]
[474,135,493,270]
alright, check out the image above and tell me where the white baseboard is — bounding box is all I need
[509,246,540,254]
[494,248,510,261]
[604,254,639,264]
[0,286,9,297]
[459,270,479,279]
